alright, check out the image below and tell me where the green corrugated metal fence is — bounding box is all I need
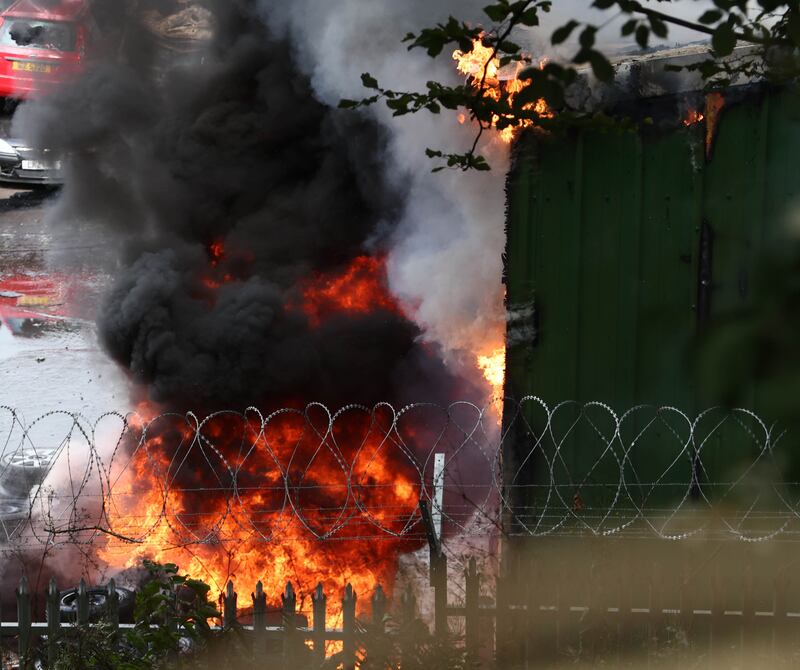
[504,85,800,502]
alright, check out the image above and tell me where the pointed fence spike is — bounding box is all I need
[47,577,60,665]
[17,575,31,666]
[251,580,266,633]
[342,583,357,670]
[226,581,235,598]
[312,582,327,664]
[373,584,386,600]
[285,581,295,599]
[401,586,416,623]
[372,584,387,627]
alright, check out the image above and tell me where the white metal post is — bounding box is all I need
[432,453,445,542]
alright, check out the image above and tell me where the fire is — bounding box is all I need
[453,36,552,143]
[200,240,234,293]
[682,108,704,126]
[99,408,423,625]
[209,240,225,267]
[299,255,403,327]
[477,346,506,401]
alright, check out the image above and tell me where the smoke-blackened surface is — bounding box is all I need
[12,1,469,410]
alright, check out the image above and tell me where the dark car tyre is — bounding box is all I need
[0,449,58,498]
[54,585,136,624]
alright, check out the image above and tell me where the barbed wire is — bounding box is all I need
[0,398,797,552]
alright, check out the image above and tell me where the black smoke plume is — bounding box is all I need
[13,0,472,411]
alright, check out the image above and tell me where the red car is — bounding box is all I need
[0,0,93,99]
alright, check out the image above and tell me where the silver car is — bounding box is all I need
[0,136,62,186]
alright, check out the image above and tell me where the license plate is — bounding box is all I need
[11,61,52,74]
[21,159,60,170]
[17,295,51,306]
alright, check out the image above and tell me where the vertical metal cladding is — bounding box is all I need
[503,86,800,502]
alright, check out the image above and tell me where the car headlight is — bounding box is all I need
[0,138,18,157]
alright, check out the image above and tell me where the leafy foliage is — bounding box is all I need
[342,0,800,170]
[48,561,220,669]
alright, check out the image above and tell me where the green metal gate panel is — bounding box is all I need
[504,86,800,499]
[506,87,800,412]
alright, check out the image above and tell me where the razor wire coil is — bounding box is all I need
[0,397,798,550]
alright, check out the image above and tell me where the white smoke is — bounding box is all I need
[258,1,510,382]
[255,0,716,385]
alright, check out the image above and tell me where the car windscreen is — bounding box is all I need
[0,19,76,52]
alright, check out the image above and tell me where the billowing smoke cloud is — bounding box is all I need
[12,0,472,410]
[258,1,510,377]
[255,0,717,375]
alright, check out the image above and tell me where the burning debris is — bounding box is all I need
[7,0,492,616]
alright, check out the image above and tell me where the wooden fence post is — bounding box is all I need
[366,585,389,668]
[77,578,89,626]
[432,551,448,637]
[772,571,789,660]
[372,585,387,628]
[400,587,416,668]
[465,557,480,666]
[421,498,448,638]
[282,582,297,670]
[312,583,327,666]
[47,577,59,667]
[223,581,237,629]
[711,565,722,666]
[496,571,510,668]
[342,583,357,670]
[252,581,267,657]
[17,576,31,669]
[742,563,754,662]
[106,579,120,641]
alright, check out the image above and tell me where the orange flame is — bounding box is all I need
[682,109,704,126]
[99,409,422,625]
[209,240,225,267]
[477,346,506,402]
[299,256,403,327]
[453,37,552,143]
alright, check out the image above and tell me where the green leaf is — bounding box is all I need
[572,48,591,64]
[338,99,359,109]
[698,9,723,24]
[590,53,613,82]
[483,3,510,22]
[592,0,616,8]
[635,24,649,48]
[552,20,579,45]
[502,43,522,56]
[520,8,540,26]
[650,17,668,38]
[361,73,379,90]
[579,26,597,49]
[712,22,736,56]
[621,19,637,36]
